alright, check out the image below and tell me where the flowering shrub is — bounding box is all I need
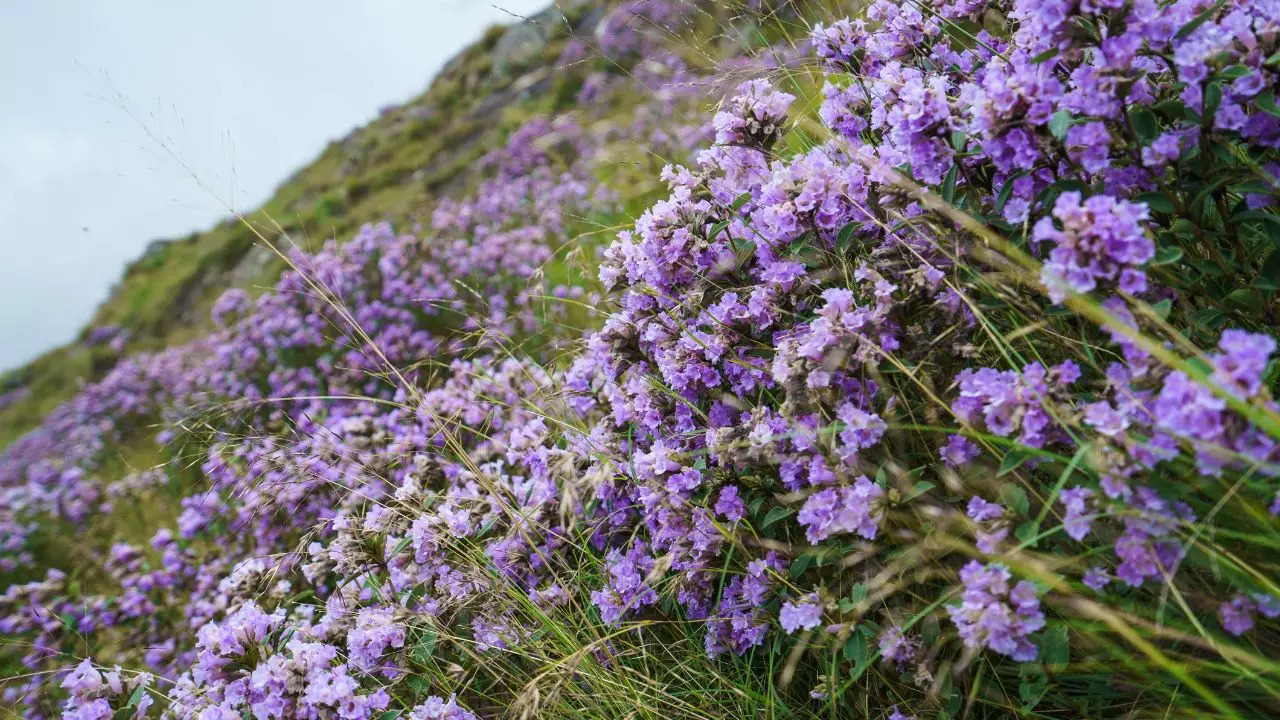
[3,0,1280,718]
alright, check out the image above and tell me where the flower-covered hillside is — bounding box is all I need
[6,0,1280,718]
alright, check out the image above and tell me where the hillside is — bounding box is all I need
[0,1,604,450]
[6,0,1280,718]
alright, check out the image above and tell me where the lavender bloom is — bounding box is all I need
[715,485,746,523]
[1059,487,1096,541]
[878,626,921,669]
[947,561,1045,661]
[1082,567,1112,593]
[796,477,884,544]
[780,594,824,633]
[407,695,479,720]
[941,435,981,466]
[1035,192,1153,303]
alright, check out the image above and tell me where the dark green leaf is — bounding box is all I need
[1151,245,1183,266]
[760,505,794,529]
[994,173,1023,214]
[412,630,438,664]
[941,165,958,204]
[1225,288,1263,312]
[388,535,412,558]
[1204,81,1223,120]
[1135,191,1175,214]
[1041,625,1069,670]
[1260,248,1280,288]
[1219,64,1252,79]
[999,483,1031,515]
[1257,91,1280,119]
[844,629,869,666]
[707,220,730,240]
[998,450,1034,477]
[1015,520,1039,545]
[1232,179,1278,195]
[836,222,859,253]
[1189,178,1230,213]
[789,553,812,578]
[1128,107,1159,144]
[1029,47,1058,64]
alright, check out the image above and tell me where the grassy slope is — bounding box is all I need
[0,13,588,451]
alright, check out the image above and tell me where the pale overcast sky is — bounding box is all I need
[0,0,548,372]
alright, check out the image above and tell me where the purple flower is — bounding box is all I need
[1059,487,1095,541]
[1036,191,1153,303]
[941,435,981,466]
[1082,567,1111,593]
[878,626,921,669]
[796,476,884,544]
[780,594,824,633]
[947,561,1044,661]
[715,485,746,523]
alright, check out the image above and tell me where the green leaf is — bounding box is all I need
[731,191,752,212]
[1233,210,1280,229]
[1135,191,1175,214]
[849,582,868,605]
[760,505,795,529]
[941,165,958,204]
[1151,298,1173,319]
[1174,0,1227,40]
[707,220,730,241]
[388,535,412,559]
[1014,520,1039,545]
[1151,245,1183,266]
[788,548,808,576]
[1259,248,1280,289]
[1232,179,1278,195]
[905,480,935,501]
[843,629,869,667]
[1000,483,1032,515]
[1189,178,1230,213]
[378,712,405,720]
[126,686,146,708]
[1204,80,1223,120]
[412,629,438,664]
[836,222,859,253]
[997,450,1035,477]
[1048,109,1074,140]
[789,553,812,579]
[1128,107,1159,144]
[1029,47,1058,64]
[994,173,1023,214]
[1256,90,1280,119]
[1041,625,1070,671]
[1219,64,1252,79]
[1225,288,1263,313]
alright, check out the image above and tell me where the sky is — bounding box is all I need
[0,0,548,372]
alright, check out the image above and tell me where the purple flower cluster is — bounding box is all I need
[947,561,1045,662]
